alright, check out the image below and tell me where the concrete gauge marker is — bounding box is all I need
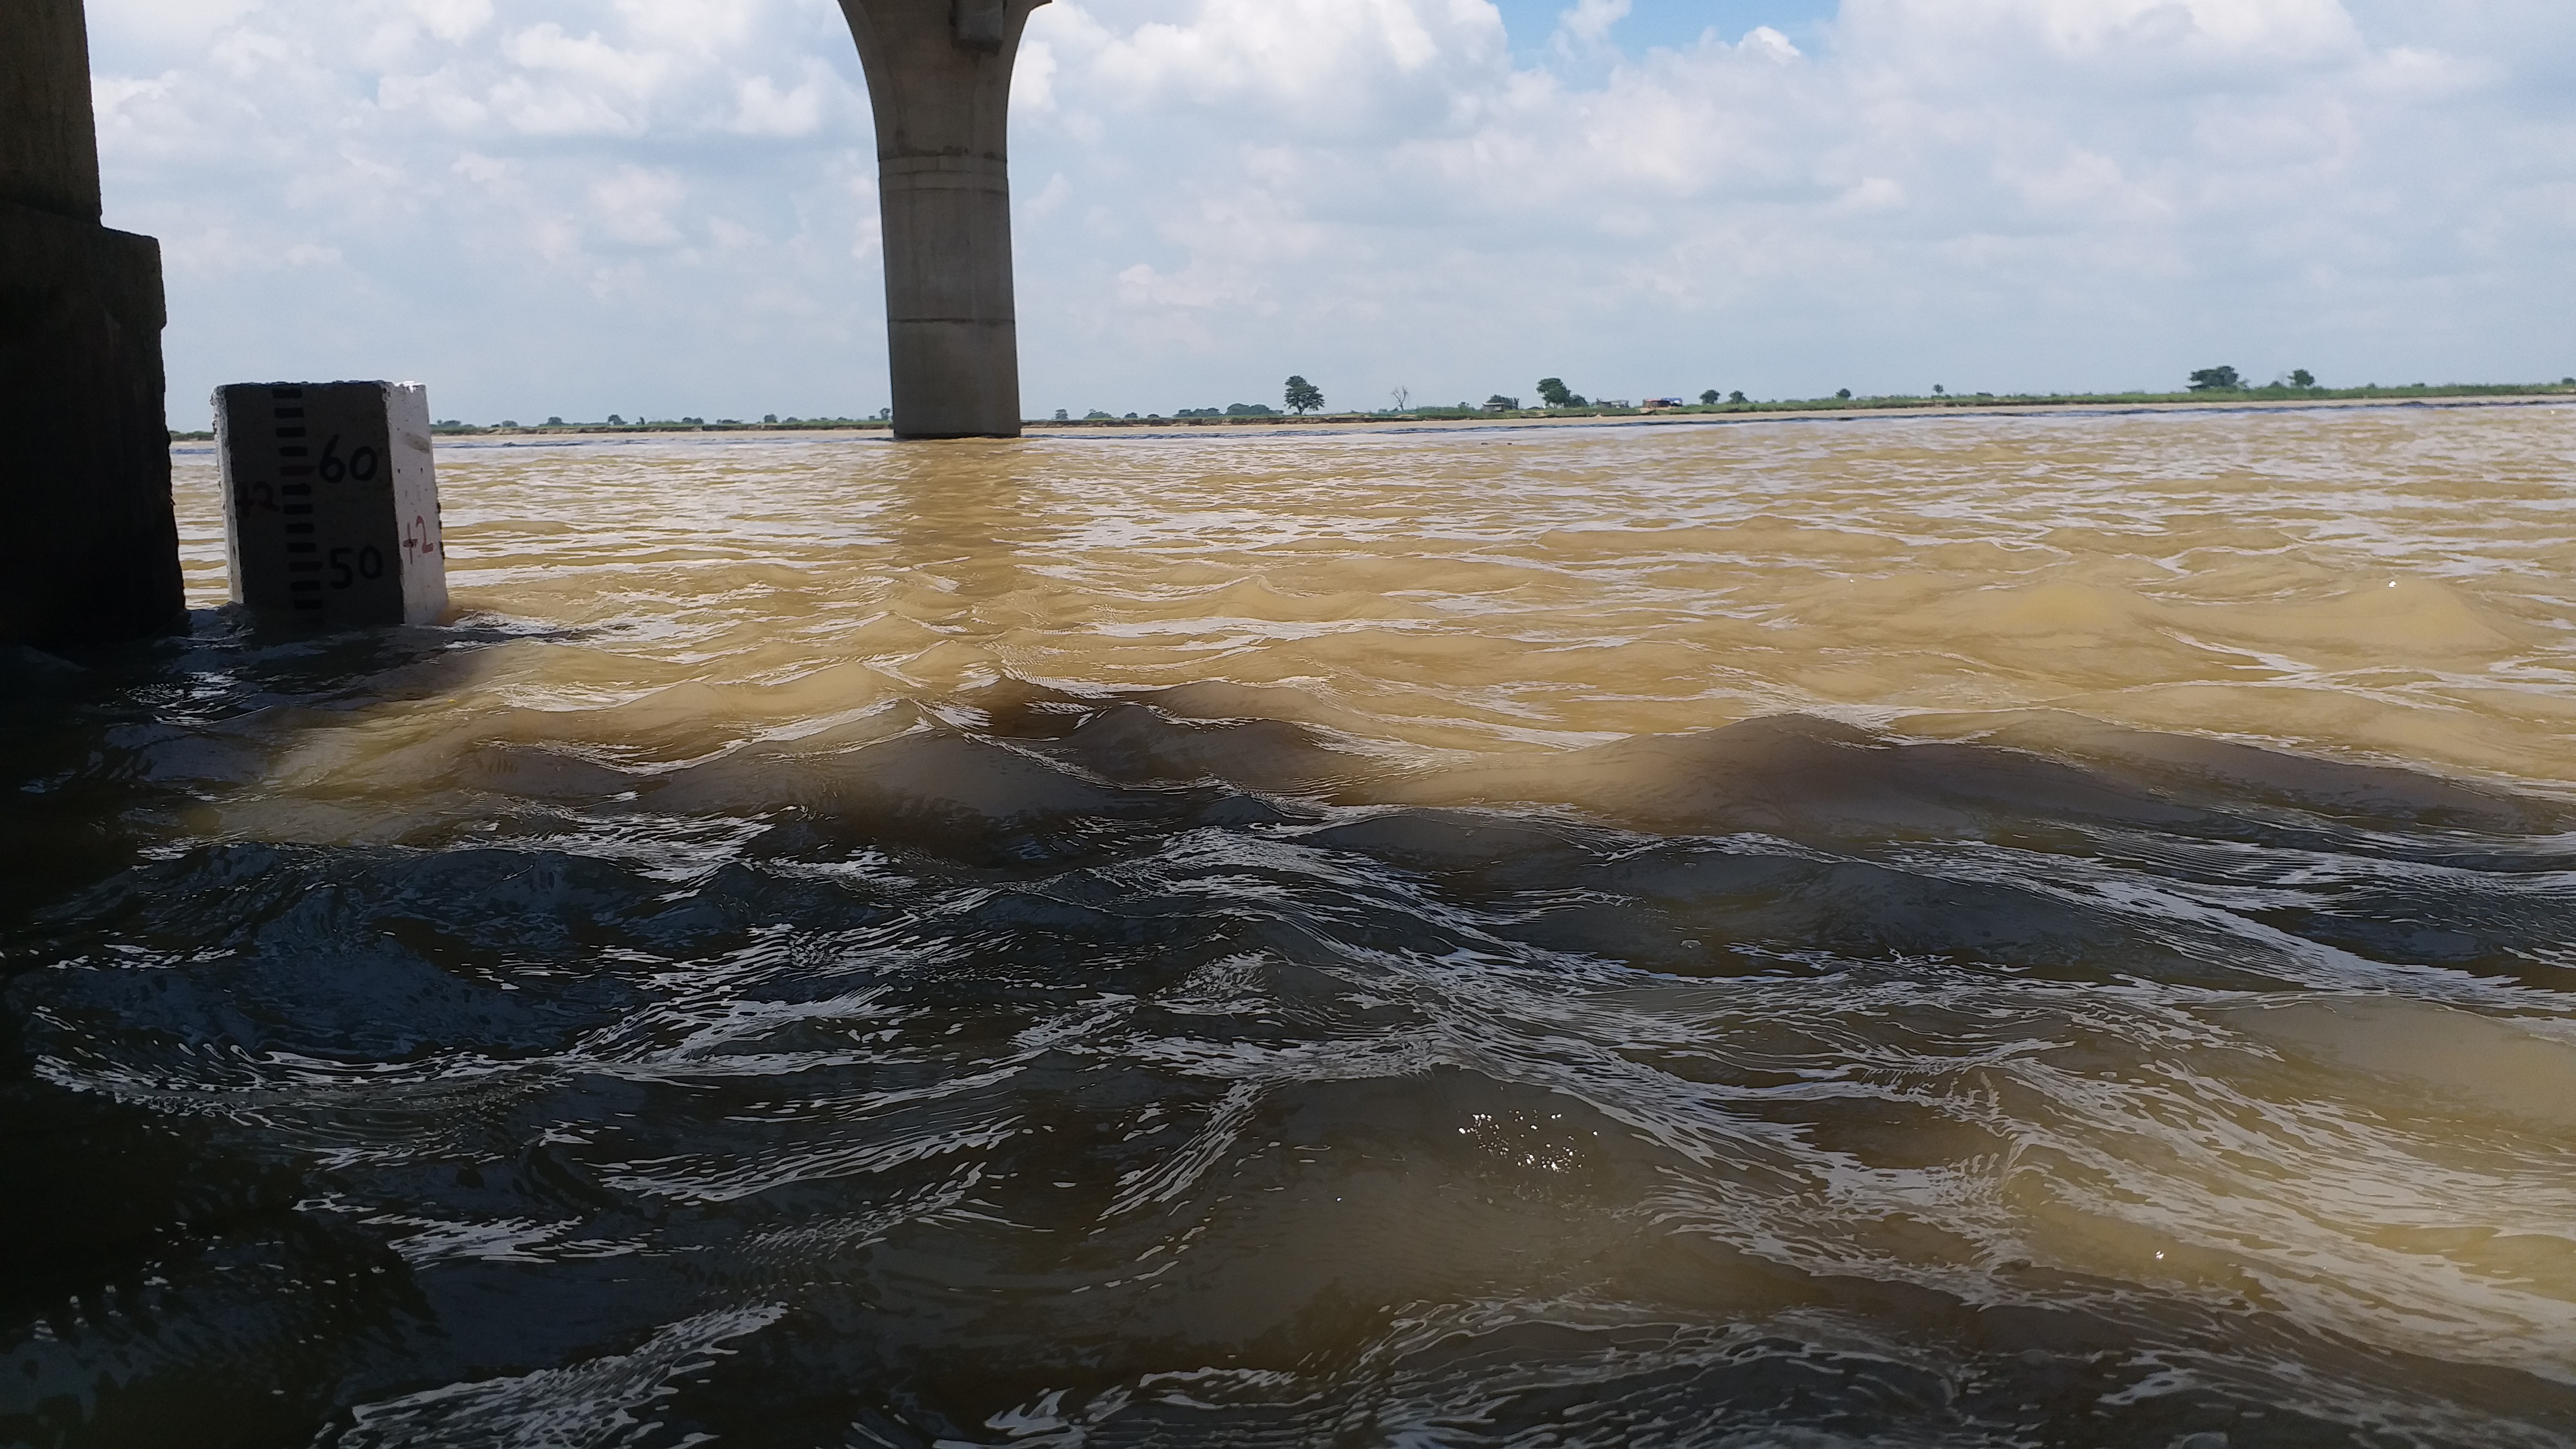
[216,381,447,627]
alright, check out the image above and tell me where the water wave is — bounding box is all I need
[7,408,2575,1447]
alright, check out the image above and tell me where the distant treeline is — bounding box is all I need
[1024,378,2576,428]
[421,413,893,436]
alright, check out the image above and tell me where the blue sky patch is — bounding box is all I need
[1488,0,1842,60]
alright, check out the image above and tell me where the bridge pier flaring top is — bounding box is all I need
[836,0,1051,441]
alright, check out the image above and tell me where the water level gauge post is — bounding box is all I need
[214,381,447,627]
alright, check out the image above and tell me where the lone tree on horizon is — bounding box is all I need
[1285,376,1324,414]
[1537,377,1588,408]
[2188,366,2244,391]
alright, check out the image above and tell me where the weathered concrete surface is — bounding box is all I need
[0,0,102,220]
[1,0,183,648]
[837,0,1049,439]
[216,382,447,628]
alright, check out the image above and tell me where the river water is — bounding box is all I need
[5,404,2575,1448]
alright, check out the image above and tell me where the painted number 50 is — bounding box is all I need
[328,544,387,588]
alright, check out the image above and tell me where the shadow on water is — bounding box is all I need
[6,607,2576,1445]
[0,610,547,1447]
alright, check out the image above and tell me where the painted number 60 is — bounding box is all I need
[318,434,381,484]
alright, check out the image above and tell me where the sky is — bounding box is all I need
[83,0,2576,424]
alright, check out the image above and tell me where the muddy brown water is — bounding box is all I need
[5,405,2575,1447]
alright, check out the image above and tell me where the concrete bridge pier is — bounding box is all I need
[2,0,183,647]
[837,0,1049,439]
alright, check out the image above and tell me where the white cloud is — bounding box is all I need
[588,165,688,247]
[1837,0,2360,74]
[80,0,2576,422]
[1011,36,1060,112]
[1739,25,1800,62]
[1068,0,1495,138]
[410,0,491,44]
[731,69,830,136]
[1556,0,1630,50]
[1025,172,1074,219]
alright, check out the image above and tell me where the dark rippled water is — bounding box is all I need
[7,408,2576,1448]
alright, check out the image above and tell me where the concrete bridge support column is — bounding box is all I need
[836,0,1049,439]
[1,0,183,647]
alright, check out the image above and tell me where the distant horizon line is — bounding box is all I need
[163,380,2576,443]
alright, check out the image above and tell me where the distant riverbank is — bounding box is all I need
[1019,389,2576,439]
[165,382,2576,443]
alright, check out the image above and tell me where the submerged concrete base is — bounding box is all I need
[0,200,184,648]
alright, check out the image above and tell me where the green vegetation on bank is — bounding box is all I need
[1029,377,2576,429]
[423,414,894,437]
